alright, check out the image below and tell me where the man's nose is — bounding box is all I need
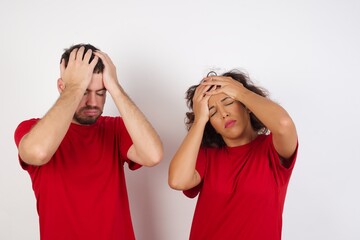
[86,92,97,106]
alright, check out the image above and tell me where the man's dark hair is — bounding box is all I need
[60,44,104,73]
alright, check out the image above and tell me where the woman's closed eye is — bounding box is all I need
[222,97,235,106]
[209,98,235,118]
[209,108,217,118]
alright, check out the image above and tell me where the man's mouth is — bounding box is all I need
[82,107,100,116]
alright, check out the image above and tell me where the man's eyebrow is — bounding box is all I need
[85,88,106,92]
[95,88,107,92]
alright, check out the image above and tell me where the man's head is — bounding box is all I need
[60,44,107,125]
[60,44,104,73]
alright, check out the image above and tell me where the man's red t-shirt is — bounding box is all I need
[14,116,141,240]
[184,134,298,240]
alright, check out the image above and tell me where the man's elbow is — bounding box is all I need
[143,151,163,167]
[19,145,51,166]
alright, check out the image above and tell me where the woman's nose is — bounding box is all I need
[218,106,229,118]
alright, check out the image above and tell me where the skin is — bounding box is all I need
[168,75,297,190]
[208,93,256,147]
[18,47,163,167]
[71,73,106,125]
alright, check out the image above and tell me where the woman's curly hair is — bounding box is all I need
[185,70,269,148]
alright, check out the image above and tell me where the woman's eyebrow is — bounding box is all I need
[208,97,232,110]
[221,97,232,102]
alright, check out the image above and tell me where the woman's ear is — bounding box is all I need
[57,78,65,93]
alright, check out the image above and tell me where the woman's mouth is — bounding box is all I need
[225,120,236,128]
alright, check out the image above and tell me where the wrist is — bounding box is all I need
[61,83,85,95]
[193,117,208,127]
[107,82,124,97]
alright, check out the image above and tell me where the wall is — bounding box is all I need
[1,0,360,239]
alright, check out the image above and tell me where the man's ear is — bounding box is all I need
[57,78,65,93]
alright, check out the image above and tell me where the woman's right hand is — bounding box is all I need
[192,84,213,125]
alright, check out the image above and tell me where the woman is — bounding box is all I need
[168,70,298,240]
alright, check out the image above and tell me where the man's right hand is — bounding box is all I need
[60,46,99,91]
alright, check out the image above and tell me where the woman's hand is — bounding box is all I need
[201,76,245,101]
[192,84,213,125]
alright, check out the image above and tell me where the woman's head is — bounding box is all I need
[185,70,269,147]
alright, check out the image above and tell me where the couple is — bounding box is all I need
[15,44,298,240]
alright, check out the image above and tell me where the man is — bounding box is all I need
[14,44,163,239]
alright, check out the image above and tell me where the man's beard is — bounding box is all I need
[73,106,103,125]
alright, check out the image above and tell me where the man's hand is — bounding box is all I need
[18,47,99,166]
[92,50,163,167]
[93,50,119,93]
[60,46,99,91]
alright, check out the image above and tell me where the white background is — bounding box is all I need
[1,0,360,239]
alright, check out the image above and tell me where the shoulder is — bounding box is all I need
[252,133,272,148]
[95,116,127,133]
[98,116,123,124]
[16,118,39,127]
[14,118,40,146]
[15,118,40,134]
[199,146,225,159]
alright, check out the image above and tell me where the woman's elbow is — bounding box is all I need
[168,177,185,190]
[168,172,195,191]
[276,116,297,136]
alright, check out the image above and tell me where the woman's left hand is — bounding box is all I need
[201,76,245,101]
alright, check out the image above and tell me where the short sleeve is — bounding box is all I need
[183,147,207,198]
[117,117,142,171]
[267,133,298,186]
[14,119,39,172]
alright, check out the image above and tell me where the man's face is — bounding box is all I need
[73,73,106,125]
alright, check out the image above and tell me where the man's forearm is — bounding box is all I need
[110,84,163,166]
[19,87,84,165]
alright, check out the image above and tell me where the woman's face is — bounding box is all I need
[208,93,255,147]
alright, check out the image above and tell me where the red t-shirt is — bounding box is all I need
[184,134,298,240]
[14,116,141,240]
